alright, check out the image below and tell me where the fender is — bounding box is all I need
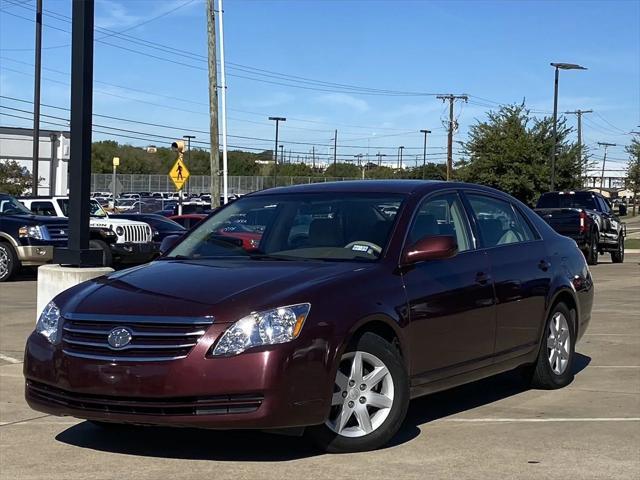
[0,232,19,247]
[540,283,580,343]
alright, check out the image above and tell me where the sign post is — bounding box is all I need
[169,141,190,215]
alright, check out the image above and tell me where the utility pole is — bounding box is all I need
[354,154,363,167]
[31,0,43,196]
[420,129,431,180]
[437,94,468,181]
[311,146,315,170]
[217,0,229,204]
[597,142,616,192]
[269,116,285,187]
[397,146,404,170]
[376,152,386,166]
[333,129,338,167]
[206,0,220,205]
[565,110,592,185]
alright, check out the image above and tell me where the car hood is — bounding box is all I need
[62,259,373,322]
[2,213,68,226]
[92,217,148,228]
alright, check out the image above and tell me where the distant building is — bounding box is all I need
[0,126,70,196]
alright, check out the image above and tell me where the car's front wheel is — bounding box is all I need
[0,242,19,282]
[307,332,409,453]
[611,235,624,263]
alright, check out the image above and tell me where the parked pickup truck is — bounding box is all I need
[535,190,625,265]
[19,197,157,267]
[0,193,70,282]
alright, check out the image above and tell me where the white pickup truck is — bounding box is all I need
[19,197,157,267]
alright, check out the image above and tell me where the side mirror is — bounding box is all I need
[159,234,183,254]
[402,235,458,265]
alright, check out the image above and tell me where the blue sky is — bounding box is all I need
[1,0,638,173]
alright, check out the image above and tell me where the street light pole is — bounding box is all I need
[420,129,431,180]
[549,62,587,191]
[31,0,43,196]
[269,116,286,187]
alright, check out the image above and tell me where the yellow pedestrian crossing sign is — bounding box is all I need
[169,158,190,190]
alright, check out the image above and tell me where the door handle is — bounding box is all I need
[475,272,491,285]
[538,260,551,272]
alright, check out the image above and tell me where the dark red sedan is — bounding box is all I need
[24,181,593,452]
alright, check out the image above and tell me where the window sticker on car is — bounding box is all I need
[351,244,370,252]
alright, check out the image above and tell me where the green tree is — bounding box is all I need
[402,163,447,180]
[626,137,640,216]
[0,160,34,196]
[457,104,580,205]
[324,162,360,178]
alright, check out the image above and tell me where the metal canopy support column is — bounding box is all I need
[53,0,101,266]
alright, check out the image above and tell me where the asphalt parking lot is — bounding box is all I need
[0,257,639,480]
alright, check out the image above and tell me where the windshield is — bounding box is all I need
[58,199,107,217]
[537,192,597,210]
[166,192,405,261]
[0,196,33,215]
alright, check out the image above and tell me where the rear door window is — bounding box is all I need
[467,194,535,247]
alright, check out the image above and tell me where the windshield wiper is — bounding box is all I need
[248,253,299,261]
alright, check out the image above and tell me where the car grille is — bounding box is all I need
[122,224,152,243]
[61,313,214,362]
[45,223,68,240]
[26,380,263,416]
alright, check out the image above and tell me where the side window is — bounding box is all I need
[598,196,611,214]
[467,194,535,247]
[408,193,472,252]
[30,201,57,216]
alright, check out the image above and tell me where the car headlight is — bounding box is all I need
[115,226,124,236]
[212,303,311,356]
[18,225,47,240]
[36,301,61,344]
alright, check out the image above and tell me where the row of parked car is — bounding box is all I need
[0,193,210,282]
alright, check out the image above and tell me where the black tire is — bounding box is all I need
[611,235,624,264]
[0,242,20,282]
[306,332,409,453]
[585,231,599,266]
[529,303,575,390]
[89,239,113,267]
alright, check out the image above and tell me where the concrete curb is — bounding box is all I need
[625,249,640,254]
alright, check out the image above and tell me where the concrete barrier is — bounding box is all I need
[36,264,113,322]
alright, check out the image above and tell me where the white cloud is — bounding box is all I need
[316,93,369,112]
[95,0,144,29]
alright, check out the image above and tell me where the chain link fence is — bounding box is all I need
[91,174,361,195]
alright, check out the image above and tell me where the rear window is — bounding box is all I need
[536,192,597,210]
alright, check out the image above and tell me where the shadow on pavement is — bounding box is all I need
[55,353,591,460]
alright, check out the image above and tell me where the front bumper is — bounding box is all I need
[23,327,331,430]
[16,245,53,266]
[110,242,159,264]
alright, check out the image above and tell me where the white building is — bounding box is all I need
[0,126,71,196]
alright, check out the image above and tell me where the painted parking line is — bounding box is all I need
[0,354,22,364]
[443,418,640,423]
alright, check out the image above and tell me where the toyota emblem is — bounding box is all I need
[107,327,132,349]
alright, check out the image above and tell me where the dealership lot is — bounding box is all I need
[0,258,638,480]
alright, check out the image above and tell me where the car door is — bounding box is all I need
[463,192,552,361]
[595,195,620,244]
[402,191,497,383]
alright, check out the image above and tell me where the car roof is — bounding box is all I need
[248,180,499,197]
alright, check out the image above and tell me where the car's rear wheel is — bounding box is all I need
[585,232,599,266]
[306,332,409,453]
[528,302,575,389]
[611,235,624,263]
[0,242,20,282]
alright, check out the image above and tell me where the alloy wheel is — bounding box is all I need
[326,351,394,438]
[0,247,8,278]
[547,312,571,375]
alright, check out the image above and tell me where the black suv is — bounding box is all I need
[0,193,69,281]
